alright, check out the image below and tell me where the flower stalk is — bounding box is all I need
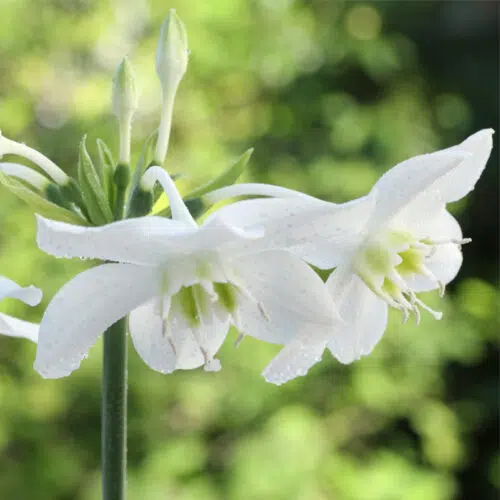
[101,317,128,500]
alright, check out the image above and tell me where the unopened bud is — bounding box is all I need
[112,57,137,120]
[155,9,188,94]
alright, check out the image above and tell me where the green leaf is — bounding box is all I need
[78,136,114,225]
[0,171,88,225]
[96,138,116,208]
[184,148,253,200]
[155,150,253,219]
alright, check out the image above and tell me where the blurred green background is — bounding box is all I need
[0,1,498,499]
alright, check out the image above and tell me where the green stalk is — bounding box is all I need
[101,317,128,500]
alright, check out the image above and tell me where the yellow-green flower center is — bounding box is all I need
[353,230,448,322]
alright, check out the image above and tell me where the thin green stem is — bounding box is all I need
[101,317,128,500]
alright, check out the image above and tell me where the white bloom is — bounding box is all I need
[34,166,338,379]
[0,276,42,343]
[0,131,69,186]
[208,129,494,384]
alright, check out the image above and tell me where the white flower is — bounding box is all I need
[0,131,69,186]
[0,276,42,343]
[206,129,494,384]
[34,166,338,379]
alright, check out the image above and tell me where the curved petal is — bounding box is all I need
[0,313,38,342]
[326,268,388,364]
[433,128,493,203]
[232,250,336,344]
[390,198,463,240]
[392,208,464,291]
[129,297,230,373]
[216,195,375,269]
[372,129,493,231]
[406,244,463,292]
[369,149,470,229]
[207,196,327,229]
[204,182,316,204]
[262,330,329,385]
[34,263,158,378]
[36,215,191,265]
[0,276,42,306]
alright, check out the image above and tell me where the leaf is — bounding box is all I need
[96,138,116,208]
[0,171,88,225]
[184,148,253,200]
[78,136,114,225]
[154,150,253,218]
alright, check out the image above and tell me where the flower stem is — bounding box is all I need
[101,317,128,500]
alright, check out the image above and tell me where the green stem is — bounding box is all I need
[102,317,128,500]
[113,164,131,220]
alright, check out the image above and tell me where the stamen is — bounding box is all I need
[420,265,446,297]
[234,333,244,348]
[400,307,410,324]
[167,334,177,354]
[200,347,221,372]
[423,237,472,247]
[199,279,218,301]
[258,302,270,322]
[223,268,270,323]
[408,291,443,320]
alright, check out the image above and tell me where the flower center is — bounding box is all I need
[155,258,267,370]
[352,230,470,323]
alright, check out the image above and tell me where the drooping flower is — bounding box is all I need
[34,166,339,379]
[0,276,42,343]
[205,129,494,384]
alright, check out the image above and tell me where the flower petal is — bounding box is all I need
[406,243,463,292]
[371,130,493,230]
[36,215,191,265]
[232,250,336,344]
[34,263,157,378]
[215,195,375,269]
[326,268,388,364]
[129,297,230,373]
[208,196,327,228]
[0,276,42,306]
[0,313,38,343]
[37,213,262,267]
[262,331,328,385]
[434,128,493,203]
[369,148,470,228]
[392,208,464,291]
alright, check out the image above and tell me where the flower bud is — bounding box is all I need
[155,9,188,94]
[112,57,137,120]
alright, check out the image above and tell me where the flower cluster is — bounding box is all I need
[0,10,493,385]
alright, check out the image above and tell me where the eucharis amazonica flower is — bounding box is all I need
[33,166,341,379]
[0,276,41,343]
[206,129,494,384]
